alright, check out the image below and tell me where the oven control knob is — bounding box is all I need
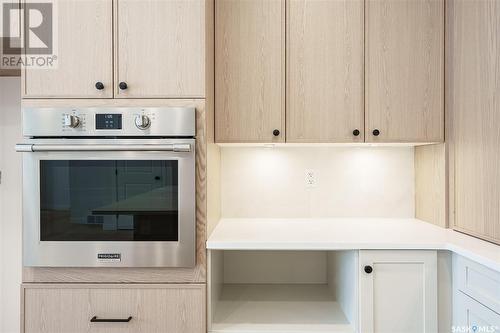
[135,115,151,130]
[64,114,81,128]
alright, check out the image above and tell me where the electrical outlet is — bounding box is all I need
[305,169,316,188]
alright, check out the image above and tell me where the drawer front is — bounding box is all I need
[23,284,206,333]
[454,255,500,314]
[454,291,500,329]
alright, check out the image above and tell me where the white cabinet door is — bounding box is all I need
[359,250,438,333]
[454,291,500,330]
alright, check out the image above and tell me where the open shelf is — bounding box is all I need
[212,284,354,333]
[209,250,358,333]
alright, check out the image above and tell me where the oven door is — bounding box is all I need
[18,139,195,267]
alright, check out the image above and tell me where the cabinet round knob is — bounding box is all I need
[273,129,280,137]
[119,82,128,90]
[95,82,104,90]
[353,129,360,136]
[364,265,373,274]
[372,129,380,136]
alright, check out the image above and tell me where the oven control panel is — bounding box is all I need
[22,107,195,137]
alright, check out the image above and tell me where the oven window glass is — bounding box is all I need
[39,160,179,241]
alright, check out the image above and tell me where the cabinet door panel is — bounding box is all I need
[23,0,113,98]
[215,0,285,143]
[116,0,205,98]
[287,0,364,143]
[359,250,438,333]
[448,0,500,244]
[365,0,444,142]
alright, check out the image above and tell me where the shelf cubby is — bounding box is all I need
[208,250,358,333]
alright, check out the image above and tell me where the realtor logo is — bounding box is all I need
[1,0,57,69]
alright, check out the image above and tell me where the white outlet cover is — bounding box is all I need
[305,169,316,188]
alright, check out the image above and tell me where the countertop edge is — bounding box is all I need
[206,218,500,272]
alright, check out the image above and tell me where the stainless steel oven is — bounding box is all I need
[16,107,196,267]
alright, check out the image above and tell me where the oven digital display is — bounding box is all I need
[96,114,122,130]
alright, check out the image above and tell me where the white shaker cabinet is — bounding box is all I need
[359,250,438,333]
[453,255,500,330]
[454,292,500,330]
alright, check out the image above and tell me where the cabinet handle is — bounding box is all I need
[119,82,128,90]
[372,129,380,136]
[273,129,280,137]
[90,316,132,323]
[364,265,373,274]
[353,129,360,136]
[95,82,105,90]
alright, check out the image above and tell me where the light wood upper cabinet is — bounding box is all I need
[115,0,205,98]
[215,0,285,143]
[287,0,364,143]
[23,0,113,98]
[448,0,500,244]
[365,0,444,143]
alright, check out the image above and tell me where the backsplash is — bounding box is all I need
[221,146,415,218]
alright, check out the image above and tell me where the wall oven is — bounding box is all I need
[16,107,196,267]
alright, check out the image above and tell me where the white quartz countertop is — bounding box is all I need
[207,218,500,272]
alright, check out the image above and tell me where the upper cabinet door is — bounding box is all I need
[115,0,205,98]
[287,0,364,143]
[365,0,444,143]
[23,0,113,98]
[215,0,285,143]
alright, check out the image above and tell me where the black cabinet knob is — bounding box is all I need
[353,129,360,136]
[273,129,280,137]
[372,129,380,136]
[95,82,104,90]
[364,265,373,274]
[119,82,128,90]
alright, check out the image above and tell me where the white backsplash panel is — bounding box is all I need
[221,146,415,218]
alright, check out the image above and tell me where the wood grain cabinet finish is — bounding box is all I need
[23,0,113,98]
[22,284,206,333]
[115,0,205,98]
[287,0,364,143]
[447,0,500,244]
[215,0,285,143]
[365,0,444,143]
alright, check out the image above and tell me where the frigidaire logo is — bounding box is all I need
[1,0,58,70]
[97,253,121,262]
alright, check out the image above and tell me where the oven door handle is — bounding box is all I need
[15,143,191,152]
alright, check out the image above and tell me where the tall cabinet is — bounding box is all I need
[20,0,210,331]
[447,0,500,244]
[365,0,444,143]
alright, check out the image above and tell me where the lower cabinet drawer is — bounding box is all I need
[454,290,500,329]
[22,284,206,333]
[454,254,500,314]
